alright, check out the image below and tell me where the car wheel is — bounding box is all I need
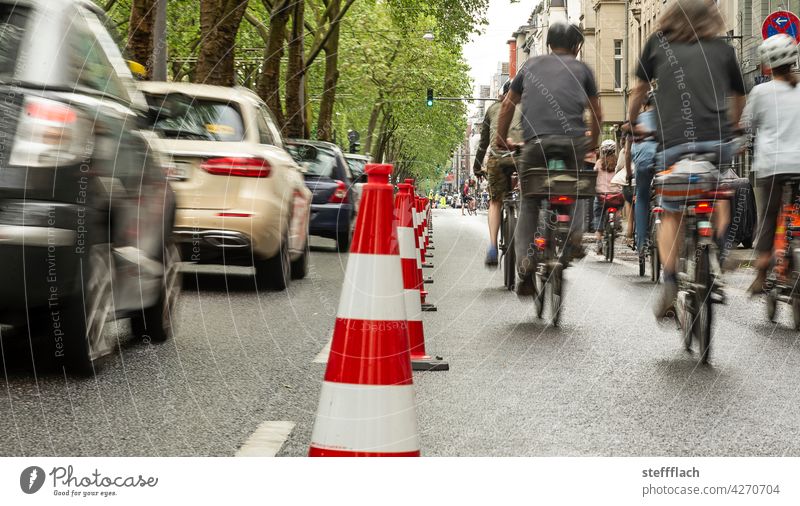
[131,241,182,343]
[291,233,310,280]
[62,244,116,375]
[256,230,291,291]
[336,224,352,252]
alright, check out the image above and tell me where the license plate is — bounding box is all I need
[165,162,190,181]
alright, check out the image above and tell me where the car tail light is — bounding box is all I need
[329,180,348,203]
[534,237,547,250]
[698,221,713,237]
[694,201,713,214]
[201,157,271,177]
[216,212,253,218]
[549,195,574,206]
[10,97,90,167]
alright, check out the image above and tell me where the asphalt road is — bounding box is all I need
[2,208,800,457]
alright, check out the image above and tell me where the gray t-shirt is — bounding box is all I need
[510,53,598,140]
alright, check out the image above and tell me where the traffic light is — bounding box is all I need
[426,88,434,107]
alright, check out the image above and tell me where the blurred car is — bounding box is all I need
[138,82,312,288]
[0,0,179,373]
[344,153,369,213]
[286,140,355,252]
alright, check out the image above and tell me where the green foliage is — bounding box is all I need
[99,0,487,184]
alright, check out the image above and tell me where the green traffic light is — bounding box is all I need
[426,99,433,107]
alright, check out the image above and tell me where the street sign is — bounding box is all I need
[762,10,800,42]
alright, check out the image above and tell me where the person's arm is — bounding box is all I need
[587,96,602,149]
[472,114,492,175]
[495,90,521,151]
[625,137,633,181]
[627,80,649,131]
[730,93,746,130]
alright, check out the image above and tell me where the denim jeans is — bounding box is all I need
[632,141,657,252]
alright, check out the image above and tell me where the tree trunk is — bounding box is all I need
[255,0,290,127]
[315,0,341,141]
[127,0,155,78]
[364,100,383,155]
[284,0,306,138]
[195,0,248,86]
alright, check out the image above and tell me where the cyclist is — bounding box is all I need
[741,34,800,294]
[473,79,525,266]
[495,21,602,296]
[593,140,620,254]
[629,91,658,255]
[461,178,476,215]
[627,0,746,318]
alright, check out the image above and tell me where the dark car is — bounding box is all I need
[0,0,179,373]
[286,140,355,251]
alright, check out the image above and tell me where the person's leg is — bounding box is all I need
[514,195,540,295]
[485,157,507,266]
[750,175,783,292]
[593,197,603,242]
[634,161,654,253]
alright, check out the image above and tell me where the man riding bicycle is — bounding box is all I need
[473,79,524,267]
[627,0,746,319]
[495,22,602,297]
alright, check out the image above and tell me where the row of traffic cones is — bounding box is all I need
[309,164,446,457]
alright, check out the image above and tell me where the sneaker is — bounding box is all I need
[516,274,536,298]
[485,246,498,267]
[748,269,767,296]
[653,280,679,320]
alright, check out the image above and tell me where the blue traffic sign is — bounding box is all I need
[762,10,800,42]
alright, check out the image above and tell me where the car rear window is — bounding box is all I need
[346,158,367,179]
[0,4,29,81]
[150,96,245,142]
[287,144,337,178]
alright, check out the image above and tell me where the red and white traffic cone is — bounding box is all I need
[309,164,420,457]
[396,184,448,371]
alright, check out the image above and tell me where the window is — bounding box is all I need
[0,4,29,81]
[150,97,245,142]
[286,144,336,178]
[255,107,275,146]
[614,40,623,90]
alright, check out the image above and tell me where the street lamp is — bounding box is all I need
[422,31,435,42]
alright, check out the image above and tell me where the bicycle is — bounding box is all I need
[495,149,521,290]
[656,157,730,364]
[597,192,625,263]
[634,187,661,282]
[528,162,596,326]
[764,176,800,329]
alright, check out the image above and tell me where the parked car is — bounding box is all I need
[138,82,312,288]
[286,140,355,252]
[344,153,369,213]
[0,0,180,373]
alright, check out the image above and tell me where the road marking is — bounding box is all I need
[313,338,332,363]
[236,421,295,457]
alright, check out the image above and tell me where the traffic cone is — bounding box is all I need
[395,184,448,371]
[309,163,420,457]
[417,197,434,260]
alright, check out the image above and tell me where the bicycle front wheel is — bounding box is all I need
[503,205,517,290]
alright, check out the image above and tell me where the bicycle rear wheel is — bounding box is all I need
[649,215,660,283]
[694,246,713,364]
[549,263,563,326]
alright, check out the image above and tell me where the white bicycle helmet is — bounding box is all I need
[759,33,798,69]
[600,139,616,154]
